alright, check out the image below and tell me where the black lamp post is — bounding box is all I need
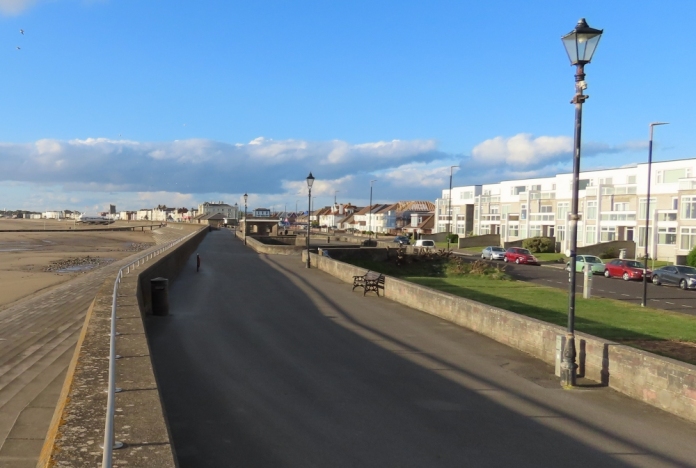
[642,122,669,307]
[369,180,376,241]
[561,18,603,388]
[447,166,459,252]
[243,193,248,245]
[306,172,315,268]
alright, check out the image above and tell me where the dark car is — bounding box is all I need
[504,247,539,265]
[393,235,410,245]
[651,265,696,290]
[604,259,651,281]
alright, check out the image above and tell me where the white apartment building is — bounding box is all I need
[198,201,238,219]
[435,157,696,263]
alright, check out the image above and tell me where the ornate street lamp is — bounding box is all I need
[243,193,248,245]
[447,166,459,252]
[306,172,315,268]
[560,18,603,388]
[642,122,669,307]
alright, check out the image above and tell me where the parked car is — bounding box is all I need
[565,255,606,274]
[414,239,436,250]
[393,235,410,245]
[651,265,696,290]
[504,247,539,265]
[604,259,651,281]
[481,246,506,260]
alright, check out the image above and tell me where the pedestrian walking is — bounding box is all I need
[196,253,200,272]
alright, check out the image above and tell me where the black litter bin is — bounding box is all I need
[151,277,169,316]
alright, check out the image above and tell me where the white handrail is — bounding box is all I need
[101,228,202,467]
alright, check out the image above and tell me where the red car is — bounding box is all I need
[603,259,651,281]
[504,247,540,265]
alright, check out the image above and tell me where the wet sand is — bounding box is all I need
[0,220,156,309]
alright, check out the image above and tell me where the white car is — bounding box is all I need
[482,246,506,260]
[414,239,436,250]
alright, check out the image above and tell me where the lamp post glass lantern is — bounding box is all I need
[642,122,669,307]
[243,193,248,245]
[560,18,602,388]
[306,172,315,268]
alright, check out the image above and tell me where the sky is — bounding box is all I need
[0,0,693,213]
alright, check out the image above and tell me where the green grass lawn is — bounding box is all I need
[344,257,696,344]
[534,252,567,263]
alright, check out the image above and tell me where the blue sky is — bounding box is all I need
[0,0,692,212]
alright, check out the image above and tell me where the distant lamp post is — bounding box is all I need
[243,193,248,245]
[560,18,603,388]
[306,172,315,268]
[447,166,459,252]
[369,180,376,241]
[642,122,669,307]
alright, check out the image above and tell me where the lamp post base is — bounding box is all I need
[560,333,577,388]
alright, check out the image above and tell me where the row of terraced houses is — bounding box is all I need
[434,157,696,263]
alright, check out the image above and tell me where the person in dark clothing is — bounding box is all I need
[196,254,201,272]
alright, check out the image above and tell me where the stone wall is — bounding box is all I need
[40,228,207,467]
[307,251,696,424]
[577,240,636,259]
[458,234,500,248]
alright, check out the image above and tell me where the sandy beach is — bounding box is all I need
[0,219,158,309]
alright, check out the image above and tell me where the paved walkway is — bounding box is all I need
[0,226,189,468]
[148,230,696,468]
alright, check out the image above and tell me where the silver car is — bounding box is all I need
[481,246,506,260]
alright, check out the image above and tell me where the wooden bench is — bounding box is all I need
[352,271,385,296]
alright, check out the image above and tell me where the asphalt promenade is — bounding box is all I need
[147,229,696,468]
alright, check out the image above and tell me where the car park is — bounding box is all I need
[604,259,650,281]
[393,235,410,245]
[651,265,696,290]
[504,247,539,265]
[565,255,606,274]
[481,246,506,260]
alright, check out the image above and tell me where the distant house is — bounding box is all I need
[43,211,64,219]
[199,201,238,219]
[252,208,271,218]
[137,209,152,221]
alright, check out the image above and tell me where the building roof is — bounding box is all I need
[395,201,435,212]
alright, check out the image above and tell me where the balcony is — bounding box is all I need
[480,214,500,222]
[529,213,555,222]
[600,211,636,222]
[679,178,696,191]
[529,191,556,200]
[480,196,500,203]
[657,210,678,222]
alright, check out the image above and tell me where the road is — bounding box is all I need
[147,229,696,468]
[456,252,696,314]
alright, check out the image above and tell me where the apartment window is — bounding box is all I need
[460,191,473,200]
[638,227,653,248]
[521,204,527,220]
[474,207,479,220]
[556,225,566,242]
[658,227,677,245]
[513,186,526,195]
[552,184,556,190]
[530,226,542,238]
[556,202,570,220]
[600,177,613,185]
[681,227,696,250]
[682,196,696,219]
[481,225,491,235]
[627,175,637,184]
[531,184,541,191]
[585,226,596,245]
[508,225,519,237]
[587,201,597,220]
[490,205,499,214]
[540,205,553,213]
[673,197,679,210]
[600,226,616,242]
[639,198,657,220]
[613,202,630,212]
[519,227,527,238]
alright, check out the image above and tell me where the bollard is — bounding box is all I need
[150,278,169,316]
[583,264,592,299]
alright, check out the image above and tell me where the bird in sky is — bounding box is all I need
[16,46,20,50]
[20,29,24,35]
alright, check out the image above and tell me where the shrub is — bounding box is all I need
[599,247,617,259]
[522,237,554,253]
[688,246,696,267]
[446,233,459,244]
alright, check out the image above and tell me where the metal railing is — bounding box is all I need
[101,228,202,467]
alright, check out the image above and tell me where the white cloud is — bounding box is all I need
[0,0,38,15]
[471,133,573,167]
